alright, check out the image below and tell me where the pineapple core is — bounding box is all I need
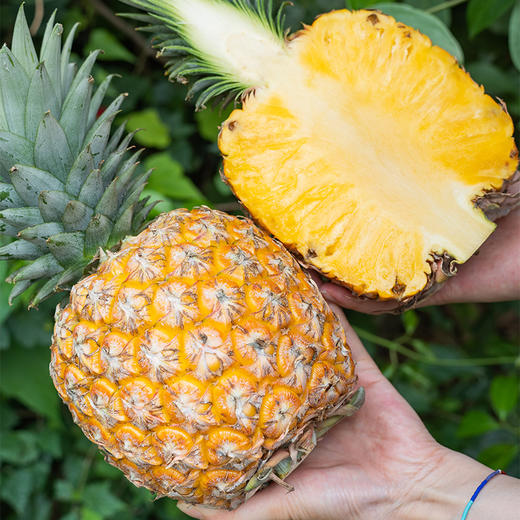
[220,11,516,299]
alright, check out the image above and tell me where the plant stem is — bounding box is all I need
[30,0,44,35]
[354,327,519,367]
[427,0,469,14]
[89,0,158,60]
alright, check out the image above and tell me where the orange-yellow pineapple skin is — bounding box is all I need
[49,207,357,509]
[219,10,518,301]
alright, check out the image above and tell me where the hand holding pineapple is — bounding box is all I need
[177,305,520,520]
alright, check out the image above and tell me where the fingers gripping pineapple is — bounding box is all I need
[125,0,519,308]
[0,7,362,510]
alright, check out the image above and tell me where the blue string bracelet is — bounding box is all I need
[460,469,504,519]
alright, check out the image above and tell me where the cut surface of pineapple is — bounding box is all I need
[219,10,517,299]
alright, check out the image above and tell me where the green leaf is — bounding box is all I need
[347,0,394,8]
[372,3,464,63]
[490,375,518,421]
[60,74,93,156]
[36,429,62,458]
[466,62,520,97]
[139,189,176,219]
[81,509,103,520]
[0,131,34,182]
[10,165,64,207]
[410,338,435,359]
[47,232,85,265]
[510,1,520,71]
[457,410,499,438]
[0,46,30,136]
[214,173,232,196]
[12,5,39,76]
[39,21,63,102]
[83,482,126,517]
[409,0,451,25]
[0,345,60,425]
[144,152,205,201]
[35,112,74,183]
[0,260,14,324]
[467,0,516,38]
[0,430,40,465]
[84,29,135,63]
[25,63,60,142]
[60,512,80,520]
[402,310,419,335]
[54,479,76,501]
[478,443,519,470]
[0,467,36,515]
[195,105,233,141]
[126,109,171,149]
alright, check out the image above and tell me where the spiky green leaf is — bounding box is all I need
[0,8,152,303]
[0,239,42,260]
[0,207,43,230]
[78,169,104,207]
[9,254,62,283]
[0,183,24,210]
[10,165,64,206]
[40,21,63,101]
[62,200,94,232]
[19,222,65,248]
[65,146,96,197]
[12,5,39,76]
[85,214,112,256]
[109,204,135,245]
[47,232,85,265]
[0,131,33,181]
[88,75,116,128]
[60,75,93,155]
[60,23,80,88]
[0,46,30,135]
[34,113,73,182]
[25,63,60,141]
[8,279,32,305]
[38,191,70,222]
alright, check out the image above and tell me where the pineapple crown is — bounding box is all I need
[0,6,154,307]
[120,0,289,109]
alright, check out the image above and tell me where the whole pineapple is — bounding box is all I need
[0,8,361,510]
[125,0,519,307]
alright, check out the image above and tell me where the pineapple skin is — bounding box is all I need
[49,207,357,509]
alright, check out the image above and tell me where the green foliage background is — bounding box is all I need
[0,0,519,518]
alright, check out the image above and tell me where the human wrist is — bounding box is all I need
[395,445,519,520]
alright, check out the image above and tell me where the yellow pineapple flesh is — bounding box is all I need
[219,10,517,300]
[49,207,358,509]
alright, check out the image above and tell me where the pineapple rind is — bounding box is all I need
[0,7,154,305]
[50,207,358,509]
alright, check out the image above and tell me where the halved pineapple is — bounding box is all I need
[127,2,518,304]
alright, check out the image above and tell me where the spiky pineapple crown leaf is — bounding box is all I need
[120,0,289,108]
[0,6,154,307]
